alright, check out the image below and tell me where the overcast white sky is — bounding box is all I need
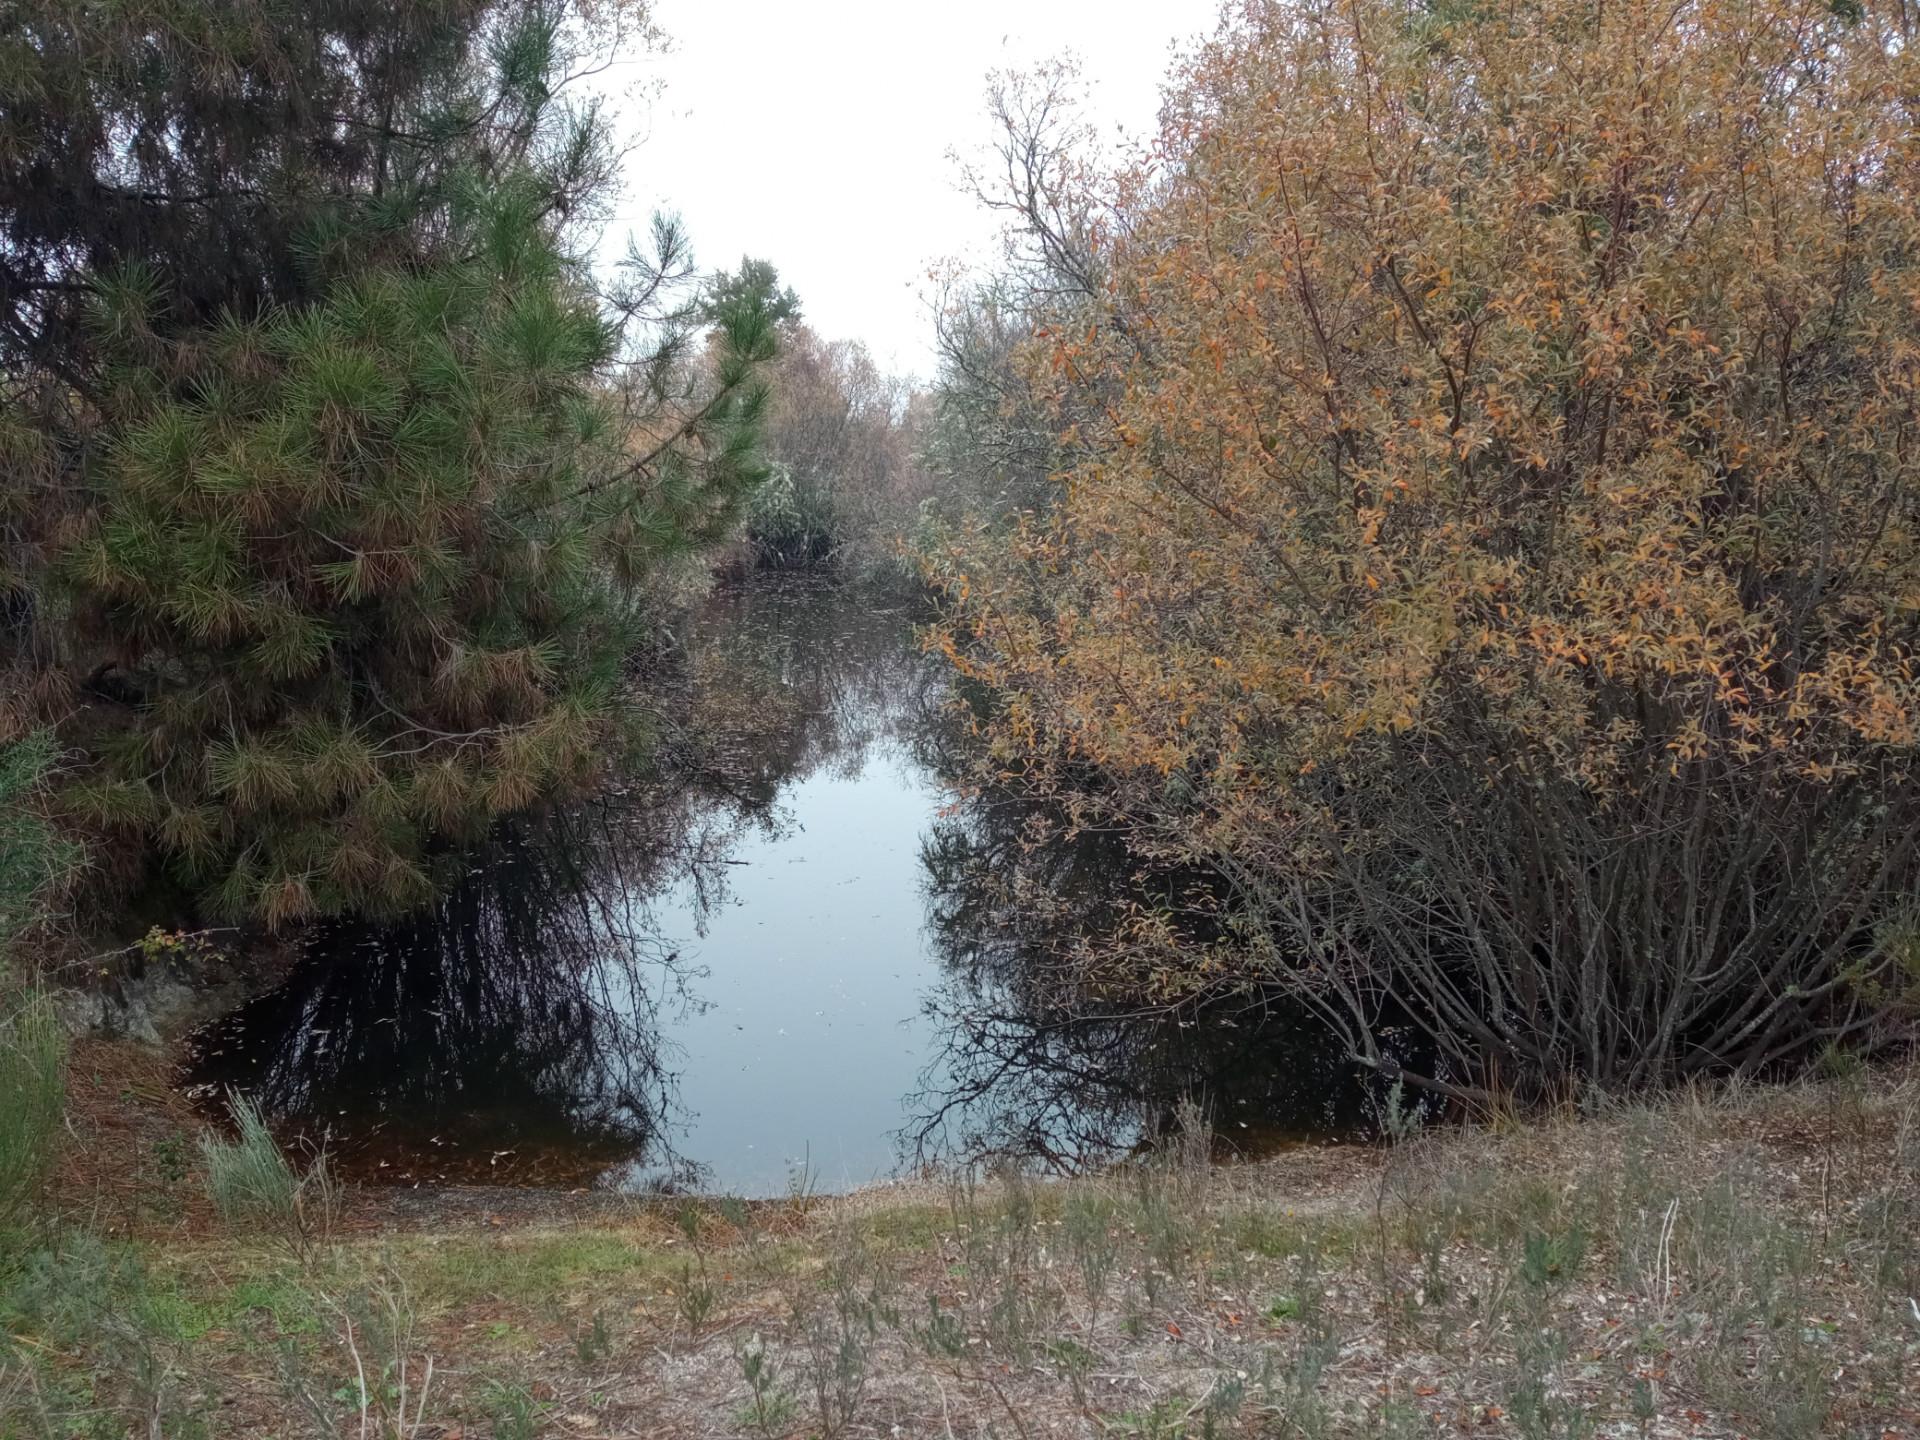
[594,0,1219,380]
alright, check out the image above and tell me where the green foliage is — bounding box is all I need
[72,205,612,920]
[1061,1184,1120,1326]
[0,1233,211,1435]
[790,1223,890,1438]
[745,459,839,563]
[704,257,803,330]
[199,1093,299,1228]
[3,0,543,373]
[0,734,73,954]
[674,1258,719,1331]
[483,1378,547,1440]
[199,1092,336,1259]
[0,738,70,1230]
[1519,1226,1587,1289]
[0,986,65,1227]
[572,1306,612,1365]
[735,1332,799,1437]
[8,5,779,923]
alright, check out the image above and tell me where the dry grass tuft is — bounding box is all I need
[6,1066,1919,1437]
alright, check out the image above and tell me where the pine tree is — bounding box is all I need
[0,735,71,955]
[1,1,779,923]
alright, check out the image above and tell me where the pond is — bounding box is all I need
[183,575,1365,1196]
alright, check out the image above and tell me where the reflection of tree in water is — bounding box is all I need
[189,573,1363,1191]
[186,799,725,1187]
[188,576,942,1189]
[666,578,938,801]
[905,779,1369,1173]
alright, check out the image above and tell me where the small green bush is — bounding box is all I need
[201,1092,339,1262]
[0,986,66,1225]
[200,1092,298,1228]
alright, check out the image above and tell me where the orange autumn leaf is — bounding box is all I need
[927,0,1920,1099]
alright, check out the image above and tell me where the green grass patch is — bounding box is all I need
[225,1272,324,1335]
[851,1202,948,1252]
[391,1230,677,1305]
[1224,1206,1358,1261]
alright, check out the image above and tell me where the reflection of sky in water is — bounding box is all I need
[186,578,984,1198]
[185,576,1364,1197]
[611,740,941,1195]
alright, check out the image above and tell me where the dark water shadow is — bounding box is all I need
[184,802,724,1188]
[900,786,1371,1173]
[184,577,946,1191]
[185,575,1372,1192]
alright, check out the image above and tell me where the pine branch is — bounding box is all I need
[501,384,737,523]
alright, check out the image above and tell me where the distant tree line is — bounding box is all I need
[696,261,936,578]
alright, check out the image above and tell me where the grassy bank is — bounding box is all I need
[3,1063,1917,1437]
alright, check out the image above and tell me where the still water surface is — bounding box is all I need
[185,577,1360,1195]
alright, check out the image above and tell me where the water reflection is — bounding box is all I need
[187,578,949,1193]
[185,575,1365,1195]
[903,793,1368,1172]
[185,802,727,1187]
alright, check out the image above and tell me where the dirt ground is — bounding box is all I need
[20,1038,1920,1439]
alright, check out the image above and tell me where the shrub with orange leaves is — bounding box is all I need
[933,0,1920,1097]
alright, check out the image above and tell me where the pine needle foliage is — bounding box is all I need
[0,734,74,951]
[3,1,779,923]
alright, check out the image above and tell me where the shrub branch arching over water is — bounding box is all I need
[931,0,1920,1098]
